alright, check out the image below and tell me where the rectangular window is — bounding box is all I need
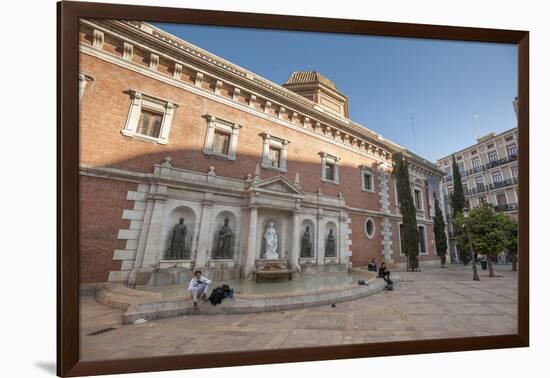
[212,130,231,155]
[512,168,518,178]
[418,226,427,254]
[505,135,514,142]
[472,158,481,171]
[414,189,422,210]
[492,172,503,183]
[325,162,335,181]
[458,162,465,174]
[487,143,495,149]
[507,144,518,158]
[268,146,281,168]
[471,150,478,156]
[362,171,373,191]
[136,109,163,138]
[496,193,507,206]
[479,196,487,205]
[488,151,498,163]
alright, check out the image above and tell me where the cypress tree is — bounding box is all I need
[450,155,465,216]
[433,197,448,268]
[450,155,467,264]
[393,153,420,271]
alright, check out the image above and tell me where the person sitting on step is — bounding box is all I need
[378,262,392,285]
[188,270,212,311]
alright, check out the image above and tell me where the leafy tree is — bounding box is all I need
[456,204,509,278]
[392,153,419,271]
[450,155,465,216]
[502,215,519,271]
[433,197,448,268]
[454,212,479,281]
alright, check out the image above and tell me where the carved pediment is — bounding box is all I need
[251,175,304,197]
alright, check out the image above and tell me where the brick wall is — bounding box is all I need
[79,175,137,283]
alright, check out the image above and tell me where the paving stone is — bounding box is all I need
[80,265,518,361]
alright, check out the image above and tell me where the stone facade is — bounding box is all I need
[78,19,444,285]
[437,128,518,263]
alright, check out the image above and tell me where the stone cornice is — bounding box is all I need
[81,19,400,163]
[80,18,443,177]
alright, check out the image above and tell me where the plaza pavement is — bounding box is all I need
[80,264,518,361]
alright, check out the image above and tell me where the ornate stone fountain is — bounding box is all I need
[254,222,294,282]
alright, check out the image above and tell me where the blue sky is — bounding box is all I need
[154,22,517,162]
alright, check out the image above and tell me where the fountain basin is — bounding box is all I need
[94,271,400,324]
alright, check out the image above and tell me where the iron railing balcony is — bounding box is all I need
[489,177,518,190]
[468,185,489,195]
[442,154,518,182]
[494,203,518,212]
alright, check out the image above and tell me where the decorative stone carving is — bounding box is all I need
[325,228,336,257]
[92,29,104,49]
[173,63,183,79]
[213,217,233,259]
[123,42,134,61]
[149,53,159,70]
[169,218,187,259]
[300,226,313,257]
[264,222,279,259]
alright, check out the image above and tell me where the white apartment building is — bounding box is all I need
[437,127,518,262]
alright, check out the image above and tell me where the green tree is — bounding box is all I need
[454,212,479,280]
[392,153,419,271]
[450,155,467,264]
[456,204,508,278]
[450,155,465,216]
[502,215,518,271]
[433,197,448,268]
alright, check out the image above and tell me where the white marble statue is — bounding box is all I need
[264,222,279,259]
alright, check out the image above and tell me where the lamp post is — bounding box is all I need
[462,207,480,281]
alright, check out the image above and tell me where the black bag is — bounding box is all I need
[208,287,224,305]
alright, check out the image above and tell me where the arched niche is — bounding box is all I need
[211,210,238,260]
[300,218,316,258]
[260,214,285,259]
[324,221,338,258]
[162,206,197,260]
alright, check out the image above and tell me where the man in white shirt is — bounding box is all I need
[188,270,212,310]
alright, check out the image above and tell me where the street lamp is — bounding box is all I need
[462,207,480,281]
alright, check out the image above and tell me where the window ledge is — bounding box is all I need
[321,178,340,185]
[361,188,376,193]
[121,130,168,144]
[202,149,236,161]
[260,163,286,173]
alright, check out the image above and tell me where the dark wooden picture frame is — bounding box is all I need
[57,1,529,376]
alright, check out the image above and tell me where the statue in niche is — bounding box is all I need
[169,218,187,259]
[325,228,336,257]
[214,217,233,259]
[301,226,313,258]
[264,222,279,259]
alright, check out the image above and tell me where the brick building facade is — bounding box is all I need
[78,19,445,286]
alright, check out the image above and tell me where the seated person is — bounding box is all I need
[368,257,377,272]
[378,262,392,284]
[188,270,212,310]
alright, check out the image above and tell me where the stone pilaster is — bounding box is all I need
[316,210,325,265]
[195,195,214,268]
[244,206,258,279]
[378,170,393,262]
[291,210,301,271]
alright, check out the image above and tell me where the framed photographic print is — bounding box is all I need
[57,1,529,376]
